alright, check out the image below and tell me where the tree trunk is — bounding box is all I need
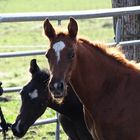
[112,0,140,62]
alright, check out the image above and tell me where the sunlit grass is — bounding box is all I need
[0,0,111,13]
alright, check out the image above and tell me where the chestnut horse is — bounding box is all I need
[12,59,93,140]
[44,18,140,140]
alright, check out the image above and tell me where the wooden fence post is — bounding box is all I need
[112,0,140,62]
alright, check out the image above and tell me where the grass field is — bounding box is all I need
[0,0,112,139]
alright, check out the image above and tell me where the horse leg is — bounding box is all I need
[58,114,79,140]
[83,106,104,140]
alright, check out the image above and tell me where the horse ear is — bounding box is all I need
[43,18,56,41]
[68,17,78,39]
[29,59,40,75]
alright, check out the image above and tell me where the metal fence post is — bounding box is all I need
[55,112,60,140]
[115,18,122,44]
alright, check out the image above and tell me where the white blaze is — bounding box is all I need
[53,41,65,63]
[15,119,21,133]
[28,89,38,99]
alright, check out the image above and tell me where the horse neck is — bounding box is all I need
[71,41,123,110]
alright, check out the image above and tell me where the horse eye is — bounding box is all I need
[68,50,75,59]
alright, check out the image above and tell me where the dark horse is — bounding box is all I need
[11,59,93,140]
[44,18,140,140]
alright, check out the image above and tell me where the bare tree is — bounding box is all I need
[112,0,140,62]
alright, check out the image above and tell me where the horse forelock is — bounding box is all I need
[77,38,140,72]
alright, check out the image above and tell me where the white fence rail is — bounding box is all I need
[1,6,140,22]
[1,39,140,59]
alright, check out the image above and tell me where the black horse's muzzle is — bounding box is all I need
[11,121,27,138]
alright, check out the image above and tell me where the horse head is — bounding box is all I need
[11,59,50,138]
[44,18,78,99]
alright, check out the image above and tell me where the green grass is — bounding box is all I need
[0,0,112,139]
[0,18,114,45]
[0,0,111,13]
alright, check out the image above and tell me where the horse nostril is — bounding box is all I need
[50,82,64,93]
[57,82,64,92]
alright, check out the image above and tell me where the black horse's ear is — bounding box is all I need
[29,59,40,75]
[43,18,56,41]
[68,17,78,40]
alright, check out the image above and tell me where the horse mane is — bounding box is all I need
[78,38,140,72]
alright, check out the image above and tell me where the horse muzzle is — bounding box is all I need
[49,81,67,98]
[11,121,27,138]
